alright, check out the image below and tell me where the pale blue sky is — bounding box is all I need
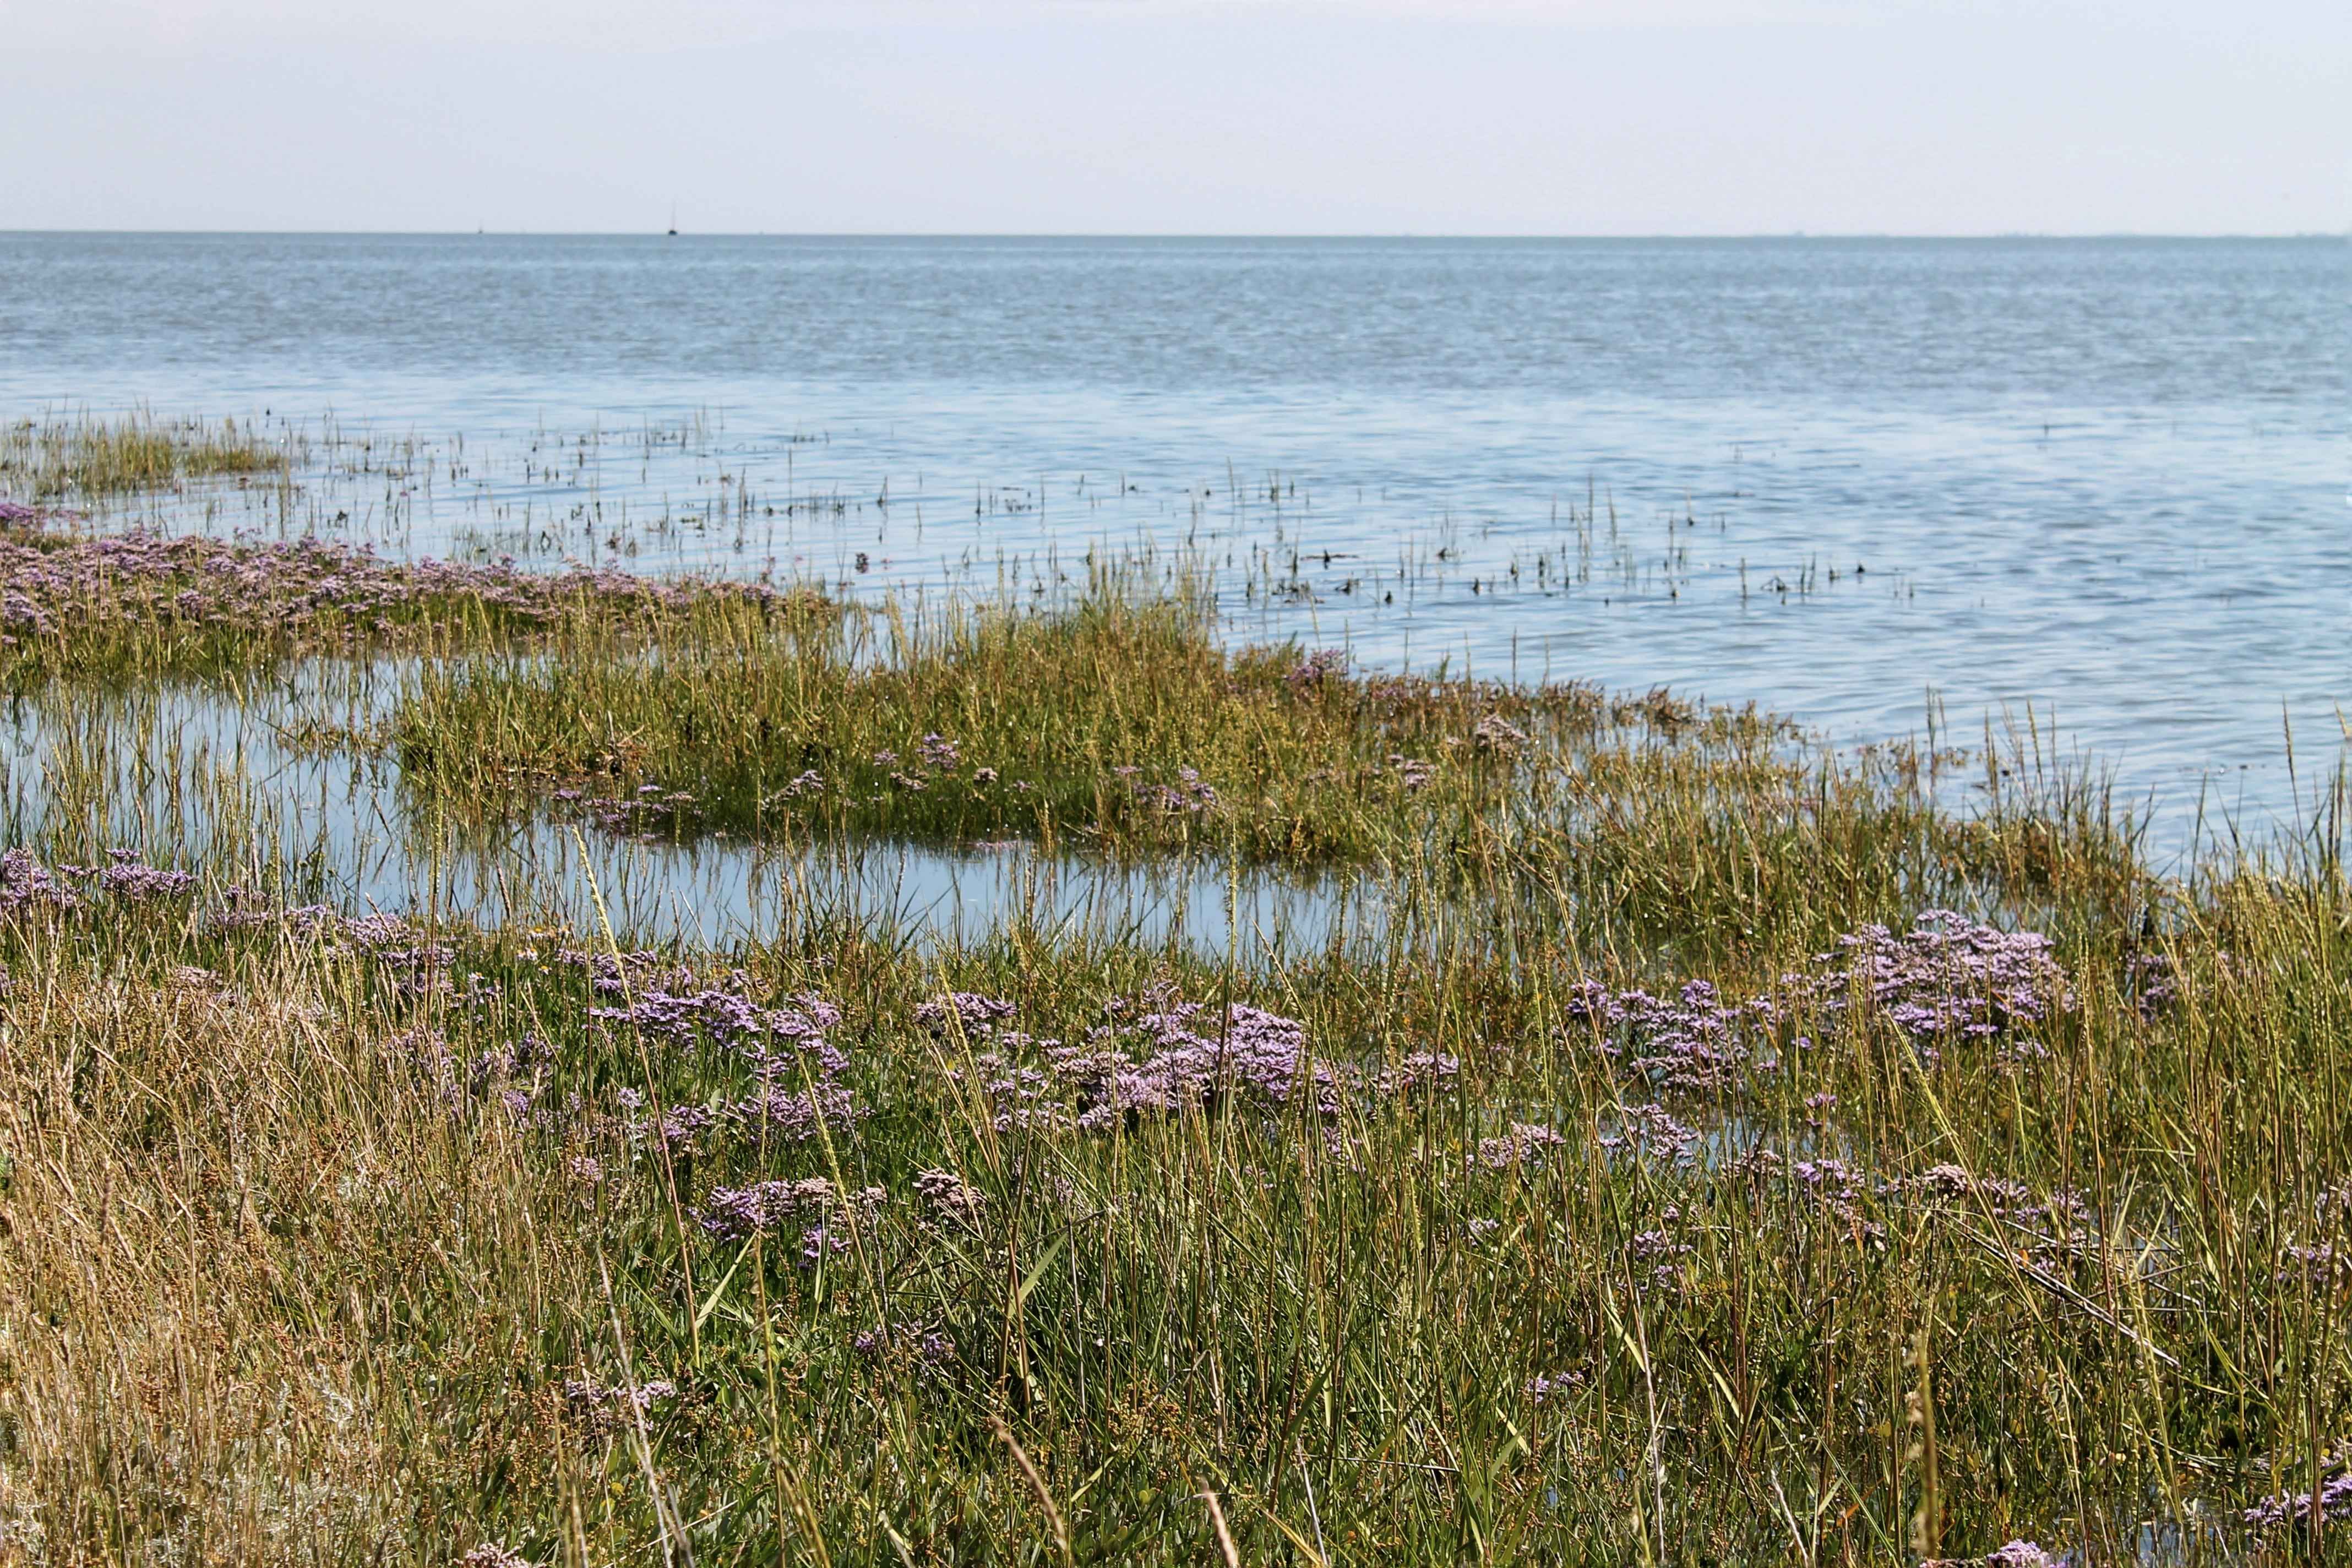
[3,0,2343,234]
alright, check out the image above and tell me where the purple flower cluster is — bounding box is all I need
[766,770,825,804]
[0,522,798,652]
[1524,1371,1583,1404]
[1928,1546,2063,1568]
[2127,951,2179,1021]
[1788,1157,1883,1243]
[1471,713,1531,755]
[914,992,1019,1037]
[1478,1123,1569,1168]
[853,1319,957,1377]
[82,847,199,899]
[951,1050,1071,1133]
[587,976,859,1150]
[1983,1545,2061,1568]
[590,983,841,1063]
[559,1375,679,1436]
[1804,911,2068,1063]
[1113,765,1219,817]
[1629,1223,1694,1297]
[1285,647,1348,689]
[2277,1242,2350,1288]
[1380,754,1438,792]
[2244,1446,2352,1533]
[1563,914,2069,1135]
[1599,1102,1701,1167]
[695,1177,884,1265]
[1,846,207,912]
[1565,978,1756,1096]
[1045,999,1344,1127]
[729,1079,864,1142]
[552,785,704,840]
[554,946,698,997]
[1376,1051,1462,1097]
[913,1167,989,1232]
[946,990,1446,1139]
[1887,1163,2093,1266]
[0,847,80,913]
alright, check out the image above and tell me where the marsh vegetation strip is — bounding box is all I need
[7,471,2352,1564]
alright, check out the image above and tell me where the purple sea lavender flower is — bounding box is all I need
[697,1178,884,1262]
[729,1080,864,1141]
[1807,910,2069,1063]
[459,1545,531,1568]
[629,1102,715,1155]
[949,1049,1074,1133]
[555,946,693,995]
[1286,647,1347,688]
[2243,1446,2352,1532]
[1564,978,1755,1095]
[2277,1243,2351,1288]
[854,1320,959,1379]
[914,992,1017,1037]
[1114,765,1219,816]
[1381,754,1437,791]
[1376,1052,1461,1096]
[913,1167,988,1232]
[559,1375,679,1436]
[0,847,80,913]
[1471,713,1530,754]
[591,984,841,1059]
[1926,1547,2065,1568]
[1050,999,1350,1128]
[92,848,199,900]
[1984,1545,2062,1568]
[1524,1371,1583,1404]
[1478,1124,1569,1168]
[2127,951,2179,1021]
[1887,1164,2094,1266]
[1598,1103,1700,1167]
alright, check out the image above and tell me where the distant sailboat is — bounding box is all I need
[668,203,678,237]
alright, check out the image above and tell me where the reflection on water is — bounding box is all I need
[0,668,1385,954]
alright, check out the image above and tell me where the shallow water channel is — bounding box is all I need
[0,667,1390,955]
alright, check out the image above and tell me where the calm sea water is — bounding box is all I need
[3,233,2346,852]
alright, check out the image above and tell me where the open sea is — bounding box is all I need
[2,232,2346,876]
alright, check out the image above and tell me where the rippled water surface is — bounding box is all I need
[3,233,2346,851]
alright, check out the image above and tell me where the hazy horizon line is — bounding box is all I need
[6,227,2347,242]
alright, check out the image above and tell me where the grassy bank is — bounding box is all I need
[0,848,2347,1564]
